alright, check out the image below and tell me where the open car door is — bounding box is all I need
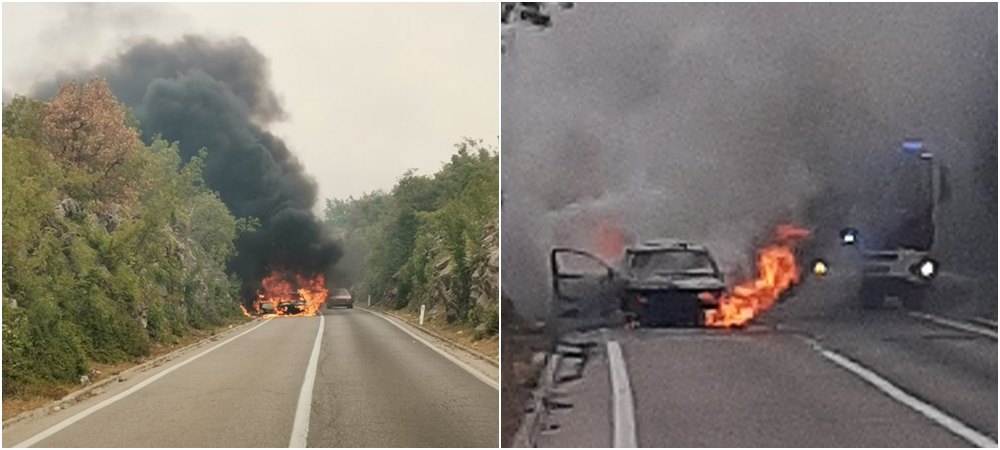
[550,248,624,333]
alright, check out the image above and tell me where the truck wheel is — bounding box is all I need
[901,287,926,311]
[860,281,884,310]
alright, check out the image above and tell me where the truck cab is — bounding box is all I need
[808,139,944,310]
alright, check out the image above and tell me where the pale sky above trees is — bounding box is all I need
[2,3,498,207]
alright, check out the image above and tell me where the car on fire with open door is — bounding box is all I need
[550,248,625,333]
[551,239,726,329]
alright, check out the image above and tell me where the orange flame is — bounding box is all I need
[705,224,810,328]
[595,219,627,262]
[251,271,329,318]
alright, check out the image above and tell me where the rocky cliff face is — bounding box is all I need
[389,221,499,337]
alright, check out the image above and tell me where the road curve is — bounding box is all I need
[4,308,498,447]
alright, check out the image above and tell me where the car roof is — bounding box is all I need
[627,239,709,253]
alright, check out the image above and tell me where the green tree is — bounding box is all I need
[324,139,499,331]
[2,95,48,141]
[2,89,245,397]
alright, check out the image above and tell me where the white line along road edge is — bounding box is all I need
[607,340,637,448]
[969,317,998,329]
[806,338,997,448]
[362,308,499,390]
[13,319,273,448]
[288,314,325,448]
[908,312,998,340]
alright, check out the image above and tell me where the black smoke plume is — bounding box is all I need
[502,4,996,319]
[34,35,341,302]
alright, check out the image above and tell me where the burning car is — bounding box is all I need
[244,272,330,317]
[257,293,277,315]
[551,225,809,330]
[279,292,308,315]
[619,240,726,326]
[550,239,725,328]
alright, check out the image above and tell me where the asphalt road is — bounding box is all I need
[530,278,997,447]
[3,308,498,448]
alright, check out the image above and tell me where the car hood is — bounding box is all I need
[625,274,725,291]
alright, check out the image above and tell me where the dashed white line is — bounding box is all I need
[807,339,997,448]
[361,308,499,390]
[12,319,272,448]
[607,340,637,448]
[288,314,325,448]
[909,312,998,340]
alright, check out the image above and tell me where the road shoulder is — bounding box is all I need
[2,318,266,436]
[359,307,499,388]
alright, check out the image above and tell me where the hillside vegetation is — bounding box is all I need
[2,79,246,398]
[325,139,499,338]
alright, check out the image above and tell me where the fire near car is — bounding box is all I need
[550,239,725,328]
[327,288,353,309]
[279,292,307,315]
[619,240,726,326]
[257,293,276,315]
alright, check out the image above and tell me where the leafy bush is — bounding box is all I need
[2,80,246,396]
[325,139,499,336]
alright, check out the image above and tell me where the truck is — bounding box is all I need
[807,138,946,310]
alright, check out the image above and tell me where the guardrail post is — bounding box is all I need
[420,304,426,325]
[367,295,371,307]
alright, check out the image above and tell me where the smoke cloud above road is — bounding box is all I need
[32,35,341,300]
[502,3,996,318]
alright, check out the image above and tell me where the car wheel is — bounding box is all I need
[347,304,353,309]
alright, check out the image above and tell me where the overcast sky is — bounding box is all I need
[2,3,498,206]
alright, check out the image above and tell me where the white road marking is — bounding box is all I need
[12,319,272,448]
[288,314,325,448]
[908,312,998,340]
[968,317,998,329]
[361,308,499,390]
[808,339,997,448]
[607,340,637,448]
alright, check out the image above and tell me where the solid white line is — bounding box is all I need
[361,308,499,390]
[13,319,272,448]
[288,314,325,448]
[810,340,997,448]
[909,312,998,340]
[607,340,637,448]
[969,317,998,328]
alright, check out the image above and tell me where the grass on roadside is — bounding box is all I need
[2,318,250,421]
[375,306,499,362]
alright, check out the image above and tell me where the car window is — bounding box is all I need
[629,250,716,276]
[335,289,350,296]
